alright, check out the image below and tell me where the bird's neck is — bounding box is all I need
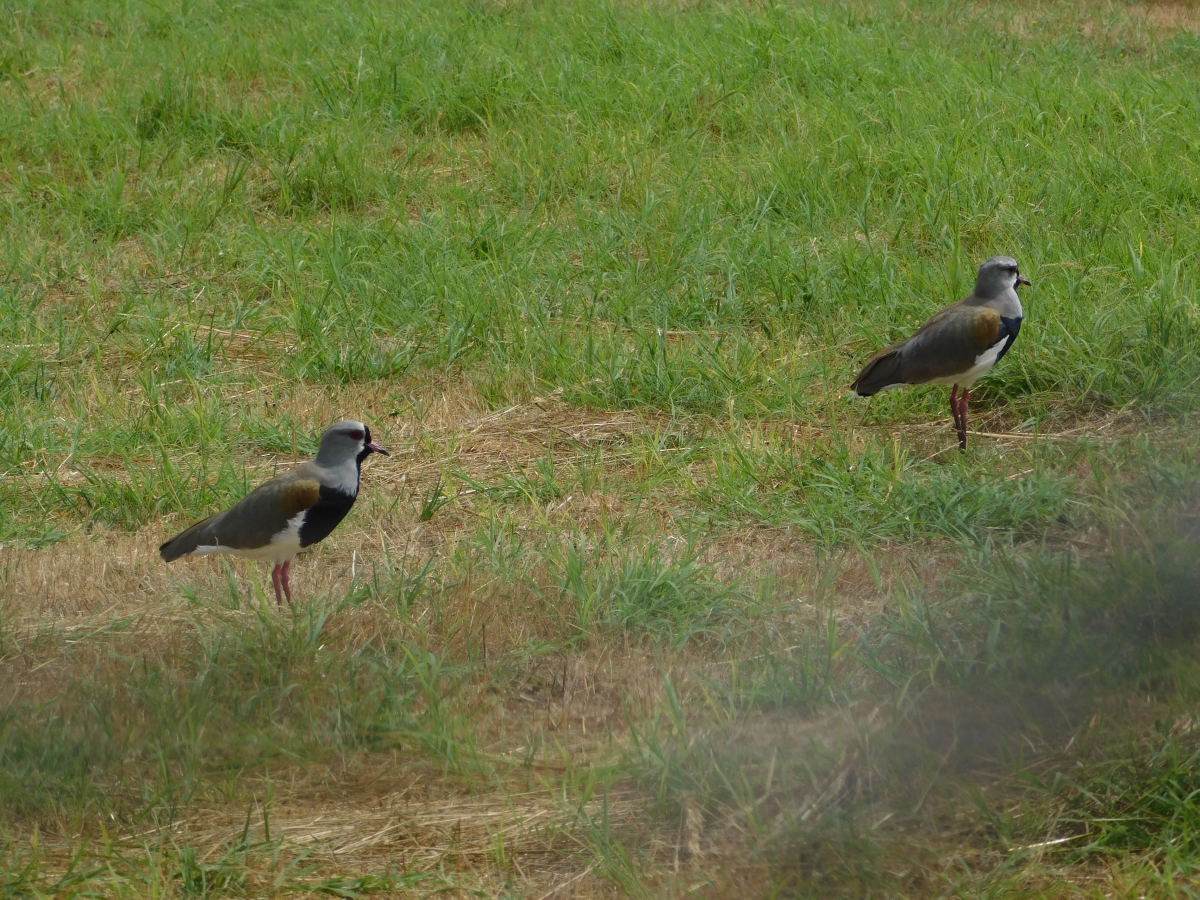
[988,287,1023,320]
[320,459,361,498]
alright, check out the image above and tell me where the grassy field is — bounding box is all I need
[2,0,1200,895]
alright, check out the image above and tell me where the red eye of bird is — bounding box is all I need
[348,430,364,441]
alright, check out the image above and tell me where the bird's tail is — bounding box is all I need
[159,514,219,562]
[851,348,905,396]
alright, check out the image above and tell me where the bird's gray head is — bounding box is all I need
[315,420,389,468]
[974,256,1031,299]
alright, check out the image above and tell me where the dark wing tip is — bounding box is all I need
[159,536,186,563]
[851,347,906,397]
[159,517,210,562]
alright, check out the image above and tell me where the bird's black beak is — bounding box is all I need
[1016,274,1031,287]
[367,440,389,456]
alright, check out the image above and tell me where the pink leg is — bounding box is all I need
[270,564,284,606]
[949,385,962,435]
[957,387,970,451]
[280,559,294,605]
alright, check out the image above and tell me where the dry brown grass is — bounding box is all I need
[2,476,1083,896]
[980,0,1200,45]
[4,370,989,896]
[0,543,869,897]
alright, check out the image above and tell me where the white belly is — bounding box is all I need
[926,339,1007,389]
[191,513,305,564]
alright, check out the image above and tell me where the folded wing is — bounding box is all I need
[852,304,1003,395]
[159,473,322,561]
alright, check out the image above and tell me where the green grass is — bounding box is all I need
[3,0,1200,895]
[3,0,1199,544]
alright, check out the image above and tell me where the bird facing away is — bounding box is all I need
[851,256,1030,450]
[159,420,388,604]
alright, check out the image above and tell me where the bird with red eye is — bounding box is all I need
[160,420,388,604]
[851,256,1029,451]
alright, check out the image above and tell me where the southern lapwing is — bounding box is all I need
[159,420,388,604]
[851,256,1030,451]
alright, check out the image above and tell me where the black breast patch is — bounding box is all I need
[298,485,357,548]
[994,316,1022,363]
